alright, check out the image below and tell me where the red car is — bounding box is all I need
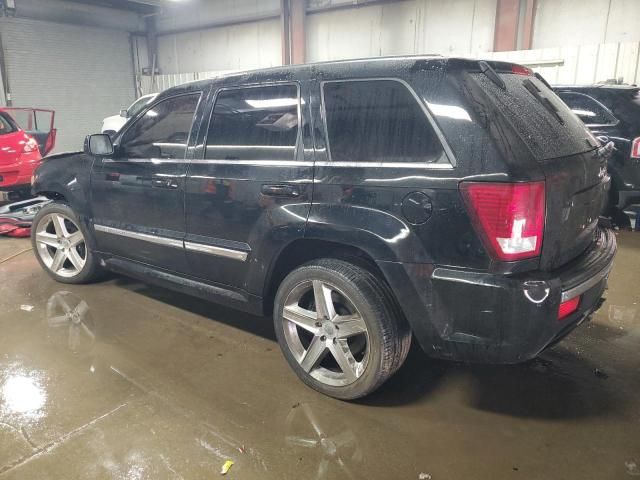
[0,107,56,202]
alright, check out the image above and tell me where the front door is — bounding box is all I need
[91,92,204,273]
[184,81,314,296]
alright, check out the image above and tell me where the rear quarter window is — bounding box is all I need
[322,79,448,165]
[608,89,640,131]
[556,91,618,126]
[472,73,596,161]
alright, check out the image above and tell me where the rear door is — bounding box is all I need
[91,92,204,273]
[308,77,469,270]
[184,81,314,294]
[469,69,608,269]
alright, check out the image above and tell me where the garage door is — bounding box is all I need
[0,17,135,153]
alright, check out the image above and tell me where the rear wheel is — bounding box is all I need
[31,203,103,284]
[274,258,411,400]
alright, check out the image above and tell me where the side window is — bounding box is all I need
[0,113,18,135]
[323,80,445,164]
[557,92,618,126]
[120,93,201,160]
[206,85,299,161]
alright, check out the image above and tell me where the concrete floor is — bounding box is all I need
[0,234,639,480]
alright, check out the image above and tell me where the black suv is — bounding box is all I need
[31,57,616,399]
[554,84,640,226]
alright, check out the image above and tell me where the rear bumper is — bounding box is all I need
[0,157,40,194]
[379,228,617,364]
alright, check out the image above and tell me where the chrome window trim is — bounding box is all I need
[101,158,453,169]
[94,224,248,262]
[313,160,453,169]
[560,261,614,302]
[190,159,314,167]
[319,77,457,168]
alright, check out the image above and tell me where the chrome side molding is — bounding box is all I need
[94,224,248,262]
[184,241,248,261]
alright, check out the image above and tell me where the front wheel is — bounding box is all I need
[31,202,104,284]
[274,258,411,400]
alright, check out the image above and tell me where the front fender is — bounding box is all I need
[32,152,93,219]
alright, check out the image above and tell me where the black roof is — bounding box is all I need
[158,54,521,99]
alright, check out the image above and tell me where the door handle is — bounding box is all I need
[261,184,300,197]
[152,177,179,189]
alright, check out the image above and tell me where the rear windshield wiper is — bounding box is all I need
[522,78,565,125]
[478,61,506,90]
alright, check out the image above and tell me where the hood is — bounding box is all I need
[41,150,83,162]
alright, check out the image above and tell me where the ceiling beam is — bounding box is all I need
[64,0,159,14]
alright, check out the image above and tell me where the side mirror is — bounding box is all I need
[120,109,128,118]
[84,134,114,156]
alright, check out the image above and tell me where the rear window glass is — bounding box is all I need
[472,73,596,160]
[608,89,640,130]
[556,91,618,125]
[0,113,18,135]
[323,80,446,164]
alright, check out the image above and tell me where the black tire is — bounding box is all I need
[31,202,104,284]
[274,258,411,400]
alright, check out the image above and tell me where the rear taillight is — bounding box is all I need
[631,137,640,159]
[460,181,546,261]
[558,296,580,320]
[22,136,39,154]
[511,65,533,76]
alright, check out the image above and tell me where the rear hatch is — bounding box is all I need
[464,62,608,270]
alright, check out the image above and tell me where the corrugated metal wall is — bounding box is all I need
[156,18,281,74]
[532,0,640,49]
[142,40,640,96]
[305,0,497,61]
[481,41,640,85]
[0,17,135,152]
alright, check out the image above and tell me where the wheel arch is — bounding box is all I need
[262,238,391,314]
[32,152,93,219]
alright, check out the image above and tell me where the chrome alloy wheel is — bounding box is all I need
[34,213,87,278]
[282,280,370,387]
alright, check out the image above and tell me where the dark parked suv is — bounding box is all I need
[31,57,616,399]
[554,84,640,226]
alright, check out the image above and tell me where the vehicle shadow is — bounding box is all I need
[111,277,624,420]
[112,276,277,341]
[362,341,624,420]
